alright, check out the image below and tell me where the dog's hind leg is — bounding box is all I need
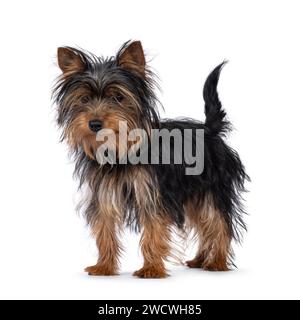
[185,196,232,271]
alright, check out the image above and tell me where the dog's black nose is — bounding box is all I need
[88,119,102,132]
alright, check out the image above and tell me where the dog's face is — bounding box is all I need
[54,41,158,160]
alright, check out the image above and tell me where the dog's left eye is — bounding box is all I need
[80,96,90,104]
[115,93,124,102]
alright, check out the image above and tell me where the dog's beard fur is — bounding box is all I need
[53,41,249,277]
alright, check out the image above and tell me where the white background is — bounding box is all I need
[0,0,299,300]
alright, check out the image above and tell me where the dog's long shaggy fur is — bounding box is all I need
[53,41,249,278]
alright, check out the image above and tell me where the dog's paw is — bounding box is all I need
[133,266,168,278]
[186,257,204,268]
[84,265,118,276]
[202,263,230,271]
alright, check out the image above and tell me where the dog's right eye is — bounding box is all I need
[115,93,124,103]
[80,96,90,104]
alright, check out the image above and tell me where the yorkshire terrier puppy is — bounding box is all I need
[53,41,248,278]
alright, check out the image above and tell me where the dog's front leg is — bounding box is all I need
[85,214,122,276]
[134,216,171,278]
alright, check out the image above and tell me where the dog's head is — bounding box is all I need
[53,41,159,160]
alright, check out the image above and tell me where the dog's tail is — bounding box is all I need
[203,61,230,135]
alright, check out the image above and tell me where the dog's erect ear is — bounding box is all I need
[118,41,146,77]
[57,47,85,74]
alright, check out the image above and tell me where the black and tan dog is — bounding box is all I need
[53,41,248,278]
